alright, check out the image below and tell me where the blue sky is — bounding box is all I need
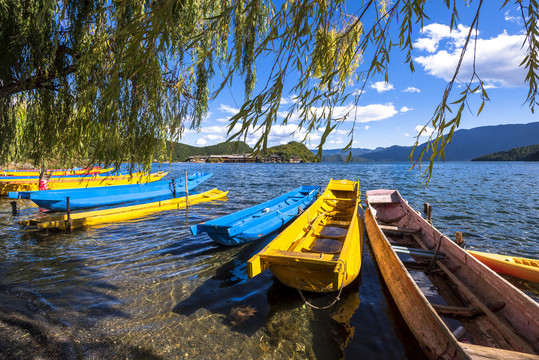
[181,1,538,150]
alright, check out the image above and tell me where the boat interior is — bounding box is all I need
[368,191,537,355]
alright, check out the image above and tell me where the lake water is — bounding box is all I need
[0,162,537,359]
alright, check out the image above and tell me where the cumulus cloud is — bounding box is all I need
[370,81,394,93]
[400,106,413,113]
[219,104,239,114]
[415,26,527,87]
[364,125,370,130]
[403,86,421,93]
[196,138,208,145]
[414,24,471,53]
[415,125,435,137]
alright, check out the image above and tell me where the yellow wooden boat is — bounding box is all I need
[0,171,166,195]
[248,179,363,293]
[1,167,114,177]
[20,188,228,230]
[468,250,539,283]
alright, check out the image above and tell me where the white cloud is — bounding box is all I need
[370,81,394,93]
[200,125,227,134]
[403,86,421,93]
[196,138,208,145]
[219,104,239,114]
[504,10,521,24]
[400,106,413,113]
[415,27,527,87]
[215,117,230,123]
[404,133,410,137]
[414,23,471,53]
[207,134,224,141]
[364,125,370,130]
[415,125,435,137]
[335,129,349,135]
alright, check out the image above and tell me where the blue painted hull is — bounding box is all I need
[191,185,320,245]
[13,172,211,211]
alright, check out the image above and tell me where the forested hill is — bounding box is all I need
[262,141,317,162]
[163,140,316,162]
[164,141,252,162]
[472,145,539,161]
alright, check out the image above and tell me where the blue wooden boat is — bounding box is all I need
[190,186,320,245]
[9,172,212,211]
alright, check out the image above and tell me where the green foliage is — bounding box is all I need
[0,1,538,182]
[471,145,539,161]
[262,141,316,162]
[165,141,252,162]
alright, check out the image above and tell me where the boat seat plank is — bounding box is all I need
[380,225,419,234]
[367,194,400,204]
[307,238,343,254]
[393,246,445,258]
[324,197,355,202]
[432,304,484,319]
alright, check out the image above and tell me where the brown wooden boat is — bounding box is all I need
[365,189,539,360]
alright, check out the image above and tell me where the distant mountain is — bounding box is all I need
[313,147,373,157]
[319,122,539,162]
[165,141,252,162]
[322,154,369,163]
[472,144,539,161]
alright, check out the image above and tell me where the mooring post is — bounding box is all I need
[184,170,189,211]
[424,202,432,223]
[455,231,465,248]
[66,197,72,231]
[10,201,18,216]
[172,179,176,198]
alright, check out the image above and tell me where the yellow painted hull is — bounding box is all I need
[0,171,167,195]
[1,167,114,177]
[468,250,539,283]
[248,179,363,293]
[20,188,228,230]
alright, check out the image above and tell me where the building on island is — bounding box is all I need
[186,153,299,163]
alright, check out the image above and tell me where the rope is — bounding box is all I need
[296,259,347,310]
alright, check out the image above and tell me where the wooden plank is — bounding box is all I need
[380,225,419,234]
[461,343,539,360]
[432,304,484,319]
[393,246,445,258]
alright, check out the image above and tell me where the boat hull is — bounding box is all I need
[2,171,166,195]
[19,172,211,211]
[468,250,539,283]
[365,189,539,359]
[248,179,363,293]
[191,186,320,245]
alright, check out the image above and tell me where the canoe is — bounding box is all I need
[1,167,113,177]
[19,188,228,230]
[9,172,211,211]
[1,171,167,195]
[468,250,539,283]
[248,179,363,293]
[364,189,539,359]
[191,185,320,245]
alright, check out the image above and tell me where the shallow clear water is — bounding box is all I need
[0,162,537,359]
